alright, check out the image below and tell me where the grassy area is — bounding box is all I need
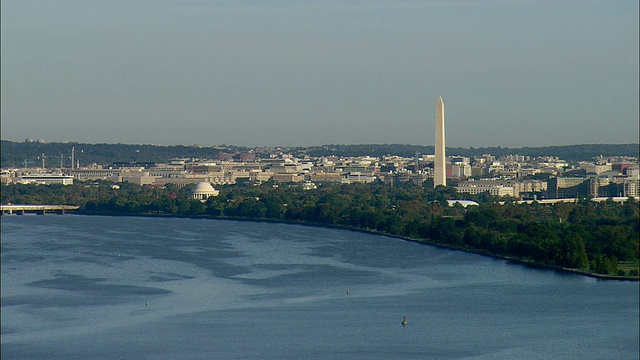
[618,261,639,278]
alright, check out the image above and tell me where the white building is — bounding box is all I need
[72,168,122,181]
[623,178,639,198]
[190,182,220,201]
[344,171,376,183]
[451,163,472,178]
[19,174,74,185]
[456,180,515,197]
[446,200,479,208]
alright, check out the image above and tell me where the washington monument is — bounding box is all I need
[434,96,446,187]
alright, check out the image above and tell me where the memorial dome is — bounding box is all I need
[190,182,219,201]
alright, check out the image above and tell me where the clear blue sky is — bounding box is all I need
[1,0,638,147]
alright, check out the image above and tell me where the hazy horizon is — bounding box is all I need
[2,1,638,148]
[3,138,638,151]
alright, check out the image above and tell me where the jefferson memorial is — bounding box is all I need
[190,182,219,201]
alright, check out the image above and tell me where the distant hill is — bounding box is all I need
[1,140,638,168]
[304,144,639,161]
[0,141,249,168]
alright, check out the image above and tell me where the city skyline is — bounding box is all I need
[1,1,638,148]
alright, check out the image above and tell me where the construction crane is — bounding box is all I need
[37,153,73,169]
[22,159,35,168]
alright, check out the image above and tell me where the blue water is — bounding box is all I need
[1,215,638,359]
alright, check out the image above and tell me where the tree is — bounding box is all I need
[562,234,589,269]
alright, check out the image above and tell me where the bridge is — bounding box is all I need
[0,204,80,215]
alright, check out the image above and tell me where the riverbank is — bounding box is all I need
[4,213,638,360]
[71,210,639,281]
[337,223,640,282]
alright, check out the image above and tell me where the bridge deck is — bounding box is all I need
[1,204,80,215]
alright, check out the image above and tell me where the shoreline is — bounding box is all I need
[63,210,640,282]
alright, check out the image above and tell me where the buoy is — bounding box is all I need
[145,301,148,307]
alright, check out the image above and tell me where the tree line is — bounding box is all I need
[0,141,250,168]
[304,143,640,160]
[1,181,638,278]
[3,140,639,167]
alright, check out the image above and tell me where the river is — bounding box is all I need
[1,215,638,359]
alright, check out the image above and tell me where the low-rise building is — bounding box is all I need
[623,178,639,197]
[308,172,344,182]
[249,170,274,183]
[546,176,591,198]
[344,172,376,184]
[19,174,74,185]
[383,172,429,186]
[456,180,515,197]
[72,168,123,181]
[273,173,304,183]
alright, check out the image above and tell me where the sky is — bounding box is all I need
[1,0,638,148]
